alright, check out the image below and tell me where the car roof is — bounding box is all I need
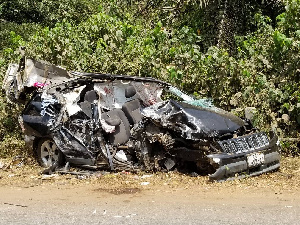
[71,71,170,86]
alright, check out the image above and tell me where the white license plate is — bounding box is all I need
[247,152,265,167]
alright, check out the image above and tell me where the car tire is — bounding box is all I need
[36,138,64,167]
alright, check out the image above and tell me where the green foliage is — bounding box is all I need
[0,91,25,157]
[0,0,100,25]
[280,140,300,156]
[0,0,299,157]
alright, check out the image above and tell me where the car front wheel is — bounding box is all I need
[37,138,64,167]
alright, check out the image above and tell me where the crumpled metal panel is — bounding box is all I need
[95,81,133,110]
[63,86,86,116]
[2,58,72,101]
[142,100,244,140]
[131,82,163,106]
[2,63,19,103]
[22,58,71,88]
[53,125,96,159]
[94,81,163,110]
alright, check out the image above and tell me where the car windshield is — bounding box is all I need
[164,86,215,109]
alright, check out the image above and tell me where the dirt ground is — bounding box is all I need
[0,156,299,191]
[0,157,299,224]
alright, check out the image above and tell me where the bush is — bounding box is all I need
[0,0,299,157]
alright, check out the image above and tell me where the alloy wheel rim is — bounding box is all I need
[40,140,59,167]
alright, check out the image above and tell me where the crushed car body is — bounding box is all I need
[2,57,281,181]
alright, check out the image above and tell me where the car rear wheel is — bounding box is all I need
[37,138,63,167]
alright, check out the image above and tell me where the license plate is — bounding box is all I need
[247,152,265,167]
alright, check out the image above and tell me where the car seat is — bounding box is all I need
[122,86,142,125]
[101,109,131,145]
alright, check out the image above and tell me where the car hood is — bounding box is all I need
[141,100,245,140]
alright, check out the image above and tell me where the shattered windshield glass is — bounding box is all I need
[167,86,215,109]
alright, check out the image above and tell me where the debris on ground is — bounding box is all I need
[0,157,299,193]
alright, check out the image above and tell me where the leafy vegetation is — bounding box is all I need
[0,0,299,157]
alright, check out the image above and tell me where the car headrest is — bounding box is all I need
[84,90,99,103]
[125,86,136,98]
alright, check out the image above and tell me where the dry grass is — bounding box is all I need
[0,156,299,193]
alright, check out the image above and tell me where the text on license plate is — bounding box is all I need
[247,152,265,167]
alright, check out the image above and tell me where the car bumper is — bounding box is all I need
[207,132,280,181]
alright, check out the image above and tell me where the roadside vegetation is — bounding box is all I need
[0,0,299,157]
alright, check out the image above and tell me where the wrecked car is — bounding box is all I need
[2,57,280,181]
